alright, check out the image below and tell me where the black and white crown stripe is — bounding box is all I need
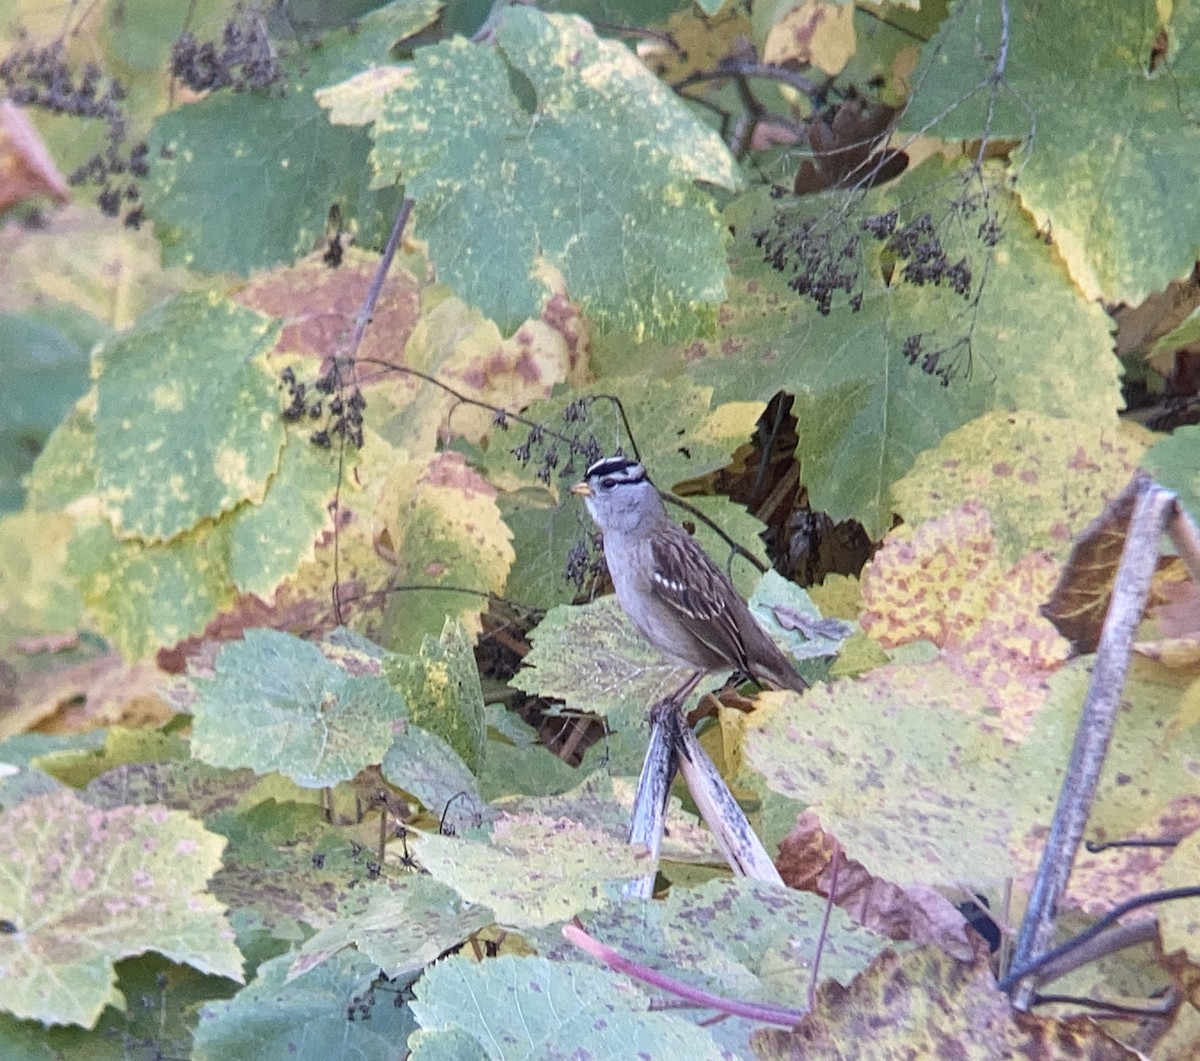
[583,456,648,488]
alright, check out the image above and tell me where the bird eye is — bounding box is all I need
[600,477,619,490]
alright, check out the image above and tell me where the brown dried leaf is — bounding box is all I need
[777,811,976,960]
[1154,577,1200,640]
[1043,474,1145,652]
[792,98,907,195]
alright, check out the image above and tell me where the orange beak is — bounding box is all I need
[570,481,592,497]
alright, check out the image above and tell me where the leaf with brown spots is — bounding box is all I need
[751,945,1138,1060]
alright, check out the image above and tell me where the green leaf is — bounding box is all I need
[286,876,492,983]
[892,411,1152,562]
[206,799,375,945]
[384,618,486,774]
[748,568,848,671]
[93,292,282,541]
[23,397,96,513]
[228,427,342,597]
[368,450,515,653]
[593,875,886,985]
[189,629,408,788]
[0,511,83,636]
[0,788,243,1028]
[527,876,888,1055]
[415,812,646,927]
[494,489,582,611]
[143,2,441,274]
[687,159,1121,537]
[192,950,415,1061]
[0,312,93,514]
[1142,424,1200,527]
[744,662,1016,889]
[480,705,615,800]
[408,1026,489,1061]
[514,596,712,724]
[361,8,739,335]
[382,723,485,821]
[68,514,235,658]
[1009,661,1200,903]
[0,952,241,1061]
[410,955,725,1058]
[901,0,1200,303]
[0,731,106,813]
[85,755,261,821]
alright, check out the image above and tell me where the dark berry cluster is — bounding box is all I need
[900,333,971,388]
[0,41,146,225]
[279,362,365,449]
[883,214,972,297]
[169,14,284,95]
[752,219,861,316]
[495,399,604,487]
[565,538,604,591]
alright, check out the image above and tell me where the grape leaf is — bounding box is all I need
[410,954,726,1059]
[0,952,242,1061]
[0,312,92,514]
[415,812,646,928]
[1158,830,1200,964]
[93,292,283,541]
[527,876,888,1057]
[192,950,414,1061]
[0,510,83,637]
[901,0,1200,304]
[0,788,243,1028]
[206,799,377,945]
[752,945,1137,1059]
[286,875,492,983]
[143,1,441,274]
[514,596,709,725]
[356,7,739,336]
[1009,660,1200,914]
[369,450,515,652]
[743,669,1016,889]
[382,722,486,822]
[1142,423,1200,527]
[227,426,343,598]
[23,396,96,513]
[189,629,408,788]
[859,503,1069,740]
[687,159,1121,537]
[384,618,486,775]
[68,514,235,659]
[891,411,1153,562]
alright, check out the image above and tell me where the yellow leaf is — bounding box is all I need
[763,1,857,76]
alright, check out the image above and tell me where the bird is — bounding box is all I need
[571,455,809,699]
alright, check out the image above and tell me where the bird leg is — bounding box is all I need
[666,668,705,707]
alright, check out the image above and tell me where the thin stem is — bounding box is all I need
[808,839,840,1013]
[329,198,414,623]
[1001,887,1200,991]
[564,922,804,1027]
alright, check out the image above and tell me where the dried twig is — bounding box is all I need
[1008,474,1181,1008]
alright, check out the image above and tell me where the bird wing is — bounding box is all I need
[648,528,755,674]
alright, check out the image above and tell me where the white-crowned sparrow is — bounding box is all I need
[571,455,808,695]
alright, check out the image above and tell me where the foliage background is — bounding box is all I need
[1,0,1199,1057]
